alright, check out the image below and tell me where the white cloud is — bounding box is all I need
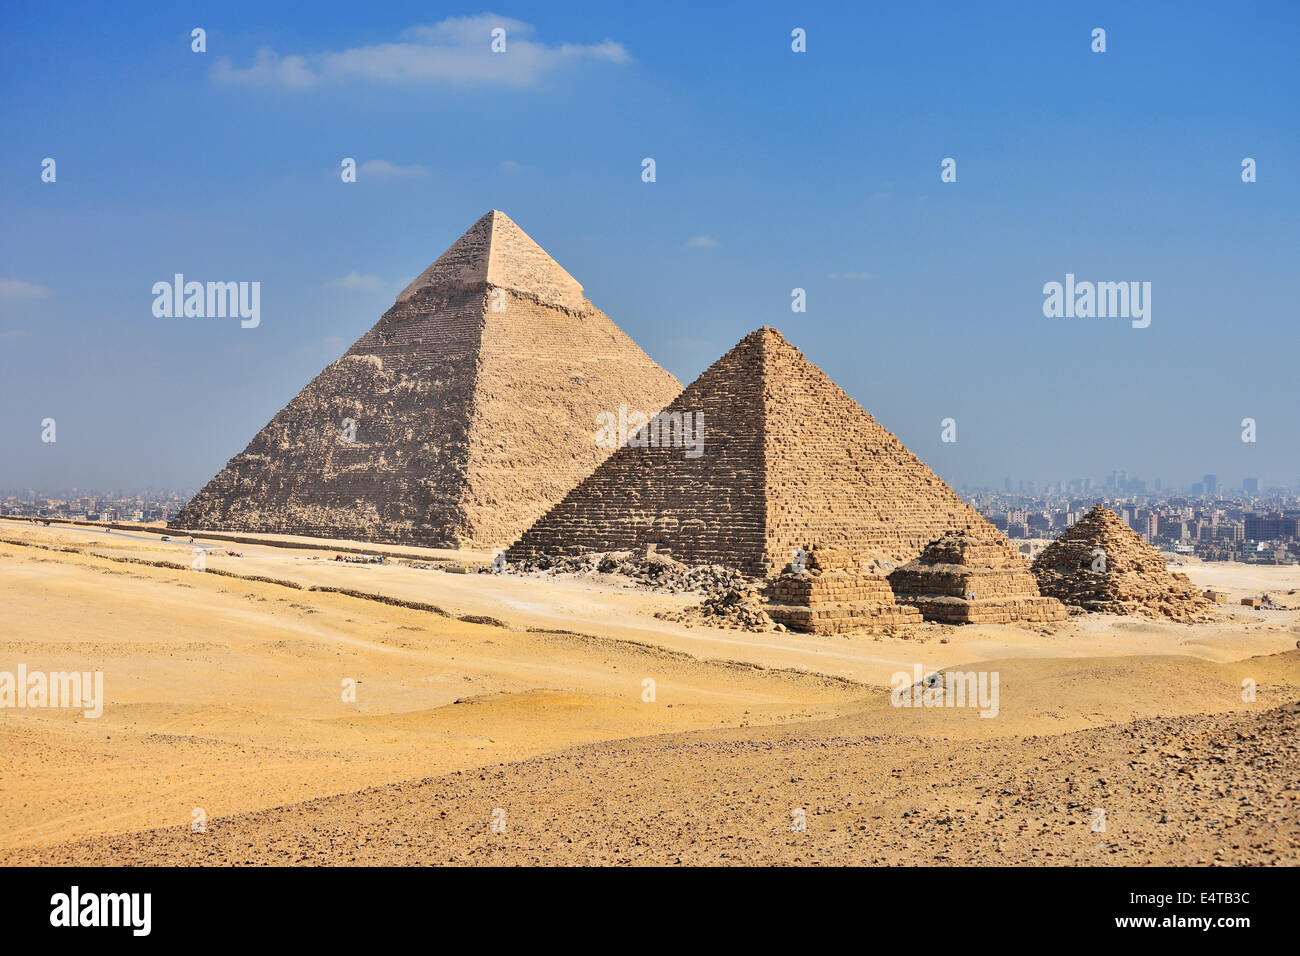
[686,235,718,248]
[326,271,386,291]
[0,278,52,299]
[212,14,629,90]
[359,159,429,180]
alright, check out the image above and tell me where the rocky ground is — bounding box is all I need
[13,703,1296,866]
[502,549,777,630]
[4,521,1298,867]
[501,549,754,593]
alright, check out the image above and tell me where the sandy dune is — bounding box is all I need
[1,519,1297,865]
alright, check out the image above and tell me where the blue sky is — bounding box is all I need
[2,1,1297,493]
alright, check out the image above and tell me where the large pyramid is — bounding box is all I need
[1031,505,1213,620]
[507,327,999,577]
[172,211,682,549]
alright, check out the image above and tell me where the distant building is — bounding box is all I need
[1203,474,1218,494]
[1243,478,1260,494]
[1244,515,1299,540]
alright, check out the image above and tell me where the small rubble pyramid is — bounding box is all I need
[764,547,922,634]
[888,526,1068,624]
[173,211,682,549]
[1031,505,1214,620]
[507,327,997,576]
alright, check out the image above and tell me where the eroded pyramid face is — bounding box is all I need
[1031,505,1213,618]
[172,211,682,549]
[509,326,1002,576]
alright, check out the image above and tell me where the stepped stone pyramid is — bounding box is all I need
[1031,505,1213,620]
[172,210,682,549]
[507,327,998,577]
[764,547,922,634]
[888,525,1068,624]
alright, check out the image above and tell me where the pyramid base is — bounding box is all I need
[1034,574,1214,621]
[899,595,1067,625]
[766,601,923,634]
[1043,595,1213,621]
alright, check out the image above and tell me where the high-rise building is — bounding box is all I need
[1204,474,1218,494]
[1245,515,1299,540]
[1243,478,1260,494]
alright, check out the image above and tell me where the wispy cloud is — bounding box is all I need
[359,159,429,180]
[500,159,525,172]
[0,278,52,299]
[686,235,718,248]
[326,272,386,291]
[212,15,630,90]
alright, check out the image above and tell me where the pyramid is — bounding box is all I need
[507,327,999,577]
[888,525,1067,624]
[764,547,922,634]
[1031,505,1214,620]
[172,211,682,549]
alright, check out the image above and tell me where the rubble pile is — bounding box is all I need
[1031,506,1215,621]
[502,549,754,596]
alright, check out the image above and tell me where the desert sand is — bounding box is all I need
[1,518,1297,865]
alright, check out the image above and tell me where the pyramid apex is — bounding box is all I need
[397,210,585,310]
[1086,504,1121,521]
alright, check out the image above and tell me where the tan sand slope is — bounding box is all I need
[7,520,1298,680]
[10,675,1298,866]
[0,536,858,851]
[2,521,1298,865]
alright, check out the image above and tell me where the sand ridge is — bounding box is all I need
[1,521,1297,864]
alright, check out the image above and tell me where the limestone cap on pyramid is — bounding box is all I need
[396,209,586,310]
